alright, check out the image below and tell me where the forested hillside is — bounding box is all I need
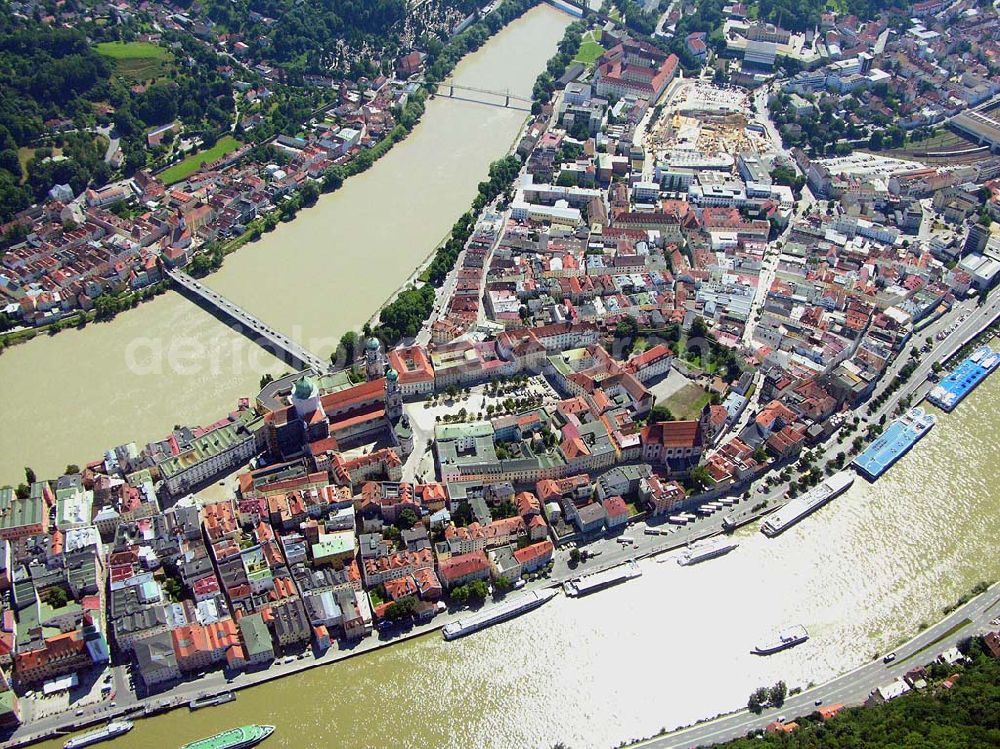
[199,0,479,75]
[710,640,1000,749]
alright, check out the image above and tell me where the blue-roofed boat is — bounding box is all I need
[853,407,936,481]
[927,345,1000,412]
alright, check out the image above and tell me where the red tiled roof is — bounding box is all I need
[513,540,554,565]
[642,420,703,449]
[437,551,489,583]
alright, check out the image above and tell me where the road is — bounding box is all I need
[866,295,1000,426]
[637,581,1000,749]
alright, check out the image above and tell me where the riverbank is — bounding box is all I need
[625,580,1000,749]
[361,112,533,335]
[0,3,574,483]
[0,281,171,352]
[9,500,759,749]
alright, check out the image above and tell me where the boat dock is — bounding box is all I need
[852,407,937,481]
[563,560,642,597]
[927,345,1000,412]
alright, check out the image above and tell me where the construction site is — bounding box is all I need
[643,82,772,165]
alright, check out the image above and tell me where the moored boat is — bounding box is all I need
[760,471,855,536]
[64,721,133,749]
[179,724,275,749]
[677,538,739,566]
[442,589,556,640]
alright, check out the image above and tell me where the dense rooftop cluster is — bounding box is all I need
[3,0,1000,739]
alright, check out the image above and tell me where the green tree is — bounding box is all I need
[690,316,709,339]
[688,465,715,494]
[398,508,418,530]
[465,580,489,601]
[768,680,787,707]
[747,686,768,714]
[650,404,675,422]
[384,596,417,621]
[337,331,359,368]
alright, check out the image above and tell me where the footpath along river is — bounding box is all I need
[44,369,1000,749]
[0,4,572,483]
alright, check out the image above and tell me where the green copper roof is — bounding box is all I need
[366,336,381,351]
[386,367,398,382]
[293,376,317,400]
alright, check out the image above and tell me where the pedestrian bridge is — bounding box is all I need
[418,80,533,110]
[166,268,327,372]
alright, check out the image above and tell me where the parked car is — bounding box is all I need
[883,652,896,663]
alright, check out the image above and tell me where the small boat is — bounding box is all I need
[189,692,236,710]
[753,624,809,655]
[64,721,133,749]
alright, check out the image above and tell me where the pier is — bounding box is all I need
[166,268,327,372]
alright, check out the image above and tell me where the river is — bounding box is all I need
[43,367,1000,749]
[0,3,572,484]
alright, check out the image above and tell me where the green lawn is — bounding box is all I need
[95,41,168,59]
[662,382,713,421]
[159,135,243,185]
[96,41,172,82]
[16,147,35,183]
[574,30,605,66]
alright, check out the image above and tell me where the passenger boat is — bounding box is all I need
[64,721,133,749]
[179,725,275,749]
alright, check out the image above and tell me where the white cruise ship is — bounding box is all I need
[760,471,855,537]
[64,721,133,749]
[677,537,739,566]
[442,589,556,640]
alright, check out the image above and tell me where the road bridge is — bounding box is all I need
[166,268,327,372]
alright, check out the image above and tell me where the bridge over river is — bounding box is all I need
[417,80,534,110]
[166,268,327,372]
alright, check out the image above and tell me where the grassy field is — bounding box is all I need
[574,29,605,66]
[662,382,713,421]
[159,135,243,184]
[95,41,166,59]
[16,147,34,183]
[95,41,172,82]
